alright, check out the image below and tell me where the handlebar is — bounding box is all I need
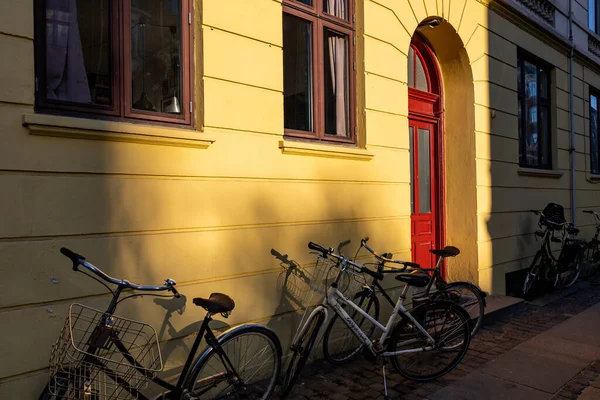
[307,242,384,281]
[359,237,420,269]
[60,247,180,296]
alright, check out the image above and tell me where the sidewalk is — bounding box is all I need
[429,301,600,399]
[277,282,600,400]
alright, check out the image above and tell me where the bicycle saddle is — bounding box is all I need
[429,246,460,258]
[395,272,431,288]
[193,293,235,314]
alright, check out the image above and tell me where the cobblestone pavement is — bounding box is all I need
[273,282,600,400]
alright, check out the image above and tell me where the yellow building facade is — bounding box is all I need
[2,0,600,396]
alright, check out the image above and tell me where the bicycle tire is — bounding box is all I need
[183,324,282,400]
[558,251,582,288]
[581,241,600,279]
[387,300,471,382]
[322,290,380,364]
[280,310,325,398]
[523,251,544,297]
[432,282,485,336]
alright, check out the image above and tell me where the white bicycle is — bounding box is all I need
[280,242,472,398]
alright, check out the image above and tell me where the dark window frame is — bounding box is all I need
[517,50,552,169]
[282,0,356,143]
[33,0,194,127]
[590,88,600,174]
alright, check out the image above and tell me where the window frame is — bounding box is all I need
[33,0,194,127]
[590,88,600,174]
[517,50,552,170]
[282,0,356,144]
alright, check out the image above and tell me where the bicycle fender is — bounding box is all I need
[444,282,487,308]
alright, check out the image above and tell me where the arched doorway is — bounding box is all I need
[408,35,444,271]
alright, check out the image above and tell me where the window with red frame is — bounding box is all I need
[282,0,355,142]
[34,0,193,125]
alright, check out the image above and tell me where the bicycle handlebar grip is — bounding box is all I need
[584,210,594,214]
[308,242,329,254]
[551,237,562,243]
[60,247,85,271]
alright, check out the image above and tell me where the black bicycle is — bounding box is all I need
[581,210,600,279]
[322,237,486,365]
[523,204,585,297]
[40,248,282,400]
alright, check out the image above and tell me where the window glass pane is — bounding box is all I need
[517,58,521,92]
[539,106,550,167]
[283,13,313,132]
[524,61,539,166]
[415,55,428,92]
[590,0,596,32]
[294,0,312,5]
[409,127,414,214]
[131,0,182,114]
[324,28,349,136]
[45,0,110,105]
[323,0,348,20]
[418,128,431,214]
[518,97,524,164]
[591,94,599,174]
[539,67,548,100]
[408,47,415,88]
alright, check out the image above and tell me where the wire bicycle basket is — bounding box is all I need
[541,203,566,228]
[48,303,163,399]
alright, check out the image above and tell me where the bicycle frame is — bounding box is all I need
[63,287,241,400]
[297,258,437,359]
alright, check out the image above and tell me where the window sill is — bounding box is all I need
[587,174,600,183]
[22,114,215,149]
[517,167,564,178]
[278,140,374,161]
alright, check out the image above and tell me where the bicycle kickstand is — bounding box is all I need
[381,358,393,400]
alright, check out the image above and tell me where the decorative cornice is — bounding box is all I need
[589,35,600,58]
[515,0,555,25]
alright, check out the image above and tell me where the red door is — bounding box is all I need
[409,119,437,269]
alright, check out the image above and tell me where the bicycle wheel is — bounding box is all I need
[432,282,485,336]
[387,300,471,382]
[581,241,600,279]
[523,251,545,297]
[558,252,583,287]
[280,310,325,398]
[322,290,380,364]
[184,324,282,400]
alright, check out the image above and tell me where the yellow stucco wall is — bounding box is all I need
[2,0,600,397]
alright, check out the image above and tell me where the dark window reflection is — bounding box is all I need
[283,13,313,132]
[131,0,182,114]
[592,94,599,174]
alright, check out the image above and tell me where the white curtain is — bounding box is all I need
[46,0,91,103]
[326,0,348,136]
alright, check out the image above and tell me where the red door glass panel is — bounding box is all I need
[409,120,437,270]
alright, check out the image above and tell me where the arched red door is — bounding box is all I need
[408,37,444,271]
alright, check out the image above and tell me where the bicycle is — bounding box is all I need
[581,210,600,279]
[280,242,472,398]
[322,237,486,365]
[40,248,282,400]
[523,204,585,297]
